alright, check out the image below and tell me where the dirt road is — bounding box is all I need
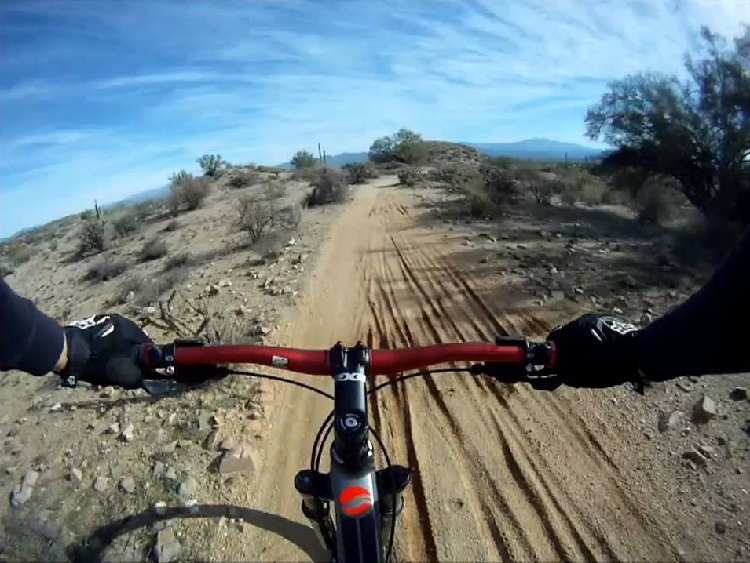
[222,178,682,561]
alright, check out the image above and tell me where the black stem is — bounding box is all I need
[310,410,335,470]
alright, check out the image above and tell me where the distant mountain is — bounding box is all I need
[465,138,602,161]
[114,185,169,205]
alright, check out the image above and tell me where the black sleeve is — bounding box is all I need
[633,228,750,379]
[0,278,65,376]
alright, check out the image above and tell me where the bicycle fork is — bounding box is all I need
[295,466,411,560]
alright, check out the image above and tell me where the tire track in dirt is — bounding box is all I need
[371,191,677,561]
[236,182,681,562]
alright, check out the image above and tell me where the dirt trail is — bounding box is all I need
[224,178,682,561]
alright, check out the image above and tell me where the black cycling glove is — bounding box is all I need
[57,314,151,389]
[547,314,644,389]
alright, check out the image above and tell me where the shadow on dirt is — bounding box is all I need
[69,504,329,563]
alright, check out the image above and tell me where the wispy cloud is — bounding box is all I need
[0,0,747,236]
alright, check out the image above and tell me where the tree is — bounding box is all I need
[368,137,393,163]
[586,26,750,221]
[367,129,426,164]
[291,150,316,169]
[197,154,226,177]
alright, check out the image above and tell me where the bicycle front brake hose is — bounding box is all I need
[368,368,473,395]
[223,369,334,400]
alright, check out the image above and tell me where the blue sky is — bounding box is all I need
[1,0,748,237]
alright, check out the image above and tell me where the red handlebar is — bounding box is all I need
[171,342,538,375]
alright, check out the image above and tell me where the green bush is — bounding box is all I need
[306,168,349,206]
[139,238,168,262]
[291,168,321,184]
[397,167,423,187]
[291,150,316,170]
[86,259,128,282]
[163,219,179,232]
[78,219,110,255]
[637,180,677,225]
[197,154,226,177]
[113,212,139,237]
[226,169,260,189]
[435,163,481,189]
[237,195,278,244]
[5,242,34,265]
[164,251,191,271]
[368,129,426,164]
[345,162,376,184]
[479,163,519,203]
[529,180,554,204]
[169,173,211,212]
[80,209,96,221]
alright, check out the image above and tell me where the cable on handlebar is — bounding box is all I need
[223,369,335,400]
[368,368,473,395]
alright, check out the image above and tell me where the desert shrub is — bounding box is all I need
[164,252,191,271]
[529,180,554,204]
[436,163,480,190]
[306,168,349,206]
[257,165,285,174]
[462,182,497,218]
[80,209,96,221]
[169,173,211,212]
[113,212,139,237]
[5,242,34,265]
[479,163,519,203]
[197,154,226,177]
[119,269,188,307]
[291,168,321,184]
[282,203,302,228]
[345,162,375,184]
[579,181,607,206]
[163,219,179,232]
[262,180,287,201]
[227,169,260,189]
[601,188,626,205]
[561,185,579,205]
[397,167,423,187]
[368,129,426,164]
[49,240,58,252]
[637,180,678,225]
[78,219,110,255]
[0,263,13,277]
[291,150,316,170]
[139,238,168,262]
[86,259,128,282]
[237,194,279,244]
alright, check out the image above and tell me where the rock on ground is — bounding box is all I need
[153,528,182,563]
[218,443,259,474]
[121,476,136,493]
[93,476,109,492]
[692,396,717,424]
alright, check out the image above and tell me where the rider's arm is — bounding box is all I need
[632,229,750,380]
[0,278,67,375]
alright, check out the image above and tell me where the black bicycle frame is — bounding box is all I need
[295,343,410,563]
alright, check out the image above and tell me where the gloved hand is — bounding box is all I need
[56,314,151,389]
[547,314,643,388]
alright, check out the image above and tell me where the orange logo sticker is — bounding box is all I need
[339,485,373,516]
